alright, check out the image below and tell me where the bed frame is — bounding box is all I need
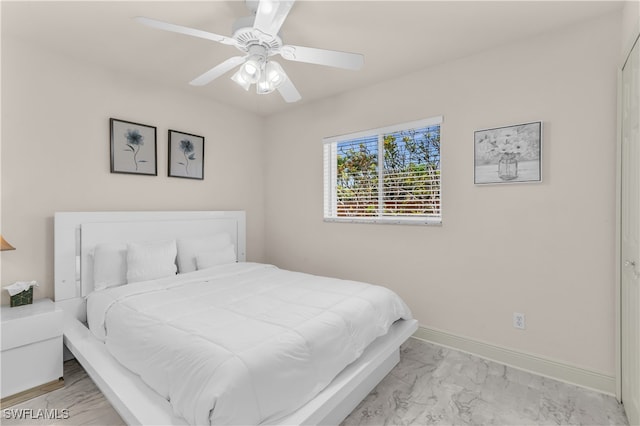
[54,211,418,425]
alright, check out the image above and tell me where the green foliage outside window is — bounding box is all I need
[335,125,440,218]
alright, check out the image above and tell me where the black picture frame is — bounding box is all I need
[168,129,205,180]
[110,118,157,176]
[474,121,542,184]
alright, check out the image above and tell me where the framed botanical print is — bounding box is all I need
[110,118,157,176]
[168,130,204,180]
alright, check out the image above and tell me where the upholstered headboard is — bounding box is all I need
[54,211,246,321]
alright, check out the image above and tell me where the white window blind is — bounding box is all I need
[323,116,442,225]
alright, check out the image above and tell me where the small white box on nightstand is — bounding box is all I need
[0,298,64,401]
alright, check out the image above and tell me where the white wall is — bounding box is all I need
[264,12,621,375]
[0,37,266,304]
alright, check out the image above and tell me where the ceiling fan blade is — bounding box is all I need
[253,0,295,36]
[189,56,247,86]
[277,71,302,103]
[279,45,364,70]
[135,17,237,47]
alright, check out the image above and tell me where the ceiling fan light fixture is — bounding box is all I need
[256,76,275,94]
[231,68,251,91]
[256,60,286,95]
[240,57,262,83]
[265,61,286,86]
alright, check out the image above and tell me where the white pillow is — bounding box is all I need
[196,245,237,270]
[93,242,128,291]
[126,240,178,284]
[176,233,232,273]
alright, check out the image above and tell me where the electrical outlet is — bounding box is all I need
[513,312,526,329]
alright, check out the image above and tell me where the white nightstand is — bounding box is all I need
[0,298,64,406]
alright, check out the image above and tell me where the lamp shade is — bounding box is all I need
[0,235,16,251]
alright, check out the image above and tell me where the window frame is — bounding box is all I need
[323,116,443,226]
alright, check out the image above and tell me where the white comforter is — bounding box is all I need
[87,262,412,425]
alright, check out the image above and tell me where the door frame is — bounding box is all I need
[616,32,640,404]
[616,63,622,402]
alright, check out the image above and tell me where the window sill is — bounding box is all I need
[324,217,442,226]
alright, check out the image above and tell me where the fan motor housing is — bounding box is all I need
[233,27,282,54]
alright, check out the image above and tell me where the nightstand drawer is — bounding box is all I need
[1,336,63,398]
[1,301,63,351]
[0,299,64,401]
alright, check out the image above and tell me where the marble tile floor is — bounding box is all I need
[342,338,628,426]
[1,338,628,426]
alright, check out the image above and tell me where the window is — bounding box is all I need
[323,116,442,225]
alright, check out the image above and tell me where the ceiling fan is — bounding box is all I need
[135,0,364,103]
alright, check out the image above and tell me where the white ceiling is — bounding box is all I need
[1,1,623,117]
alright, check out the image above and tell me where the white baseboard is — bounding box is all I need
[413,326,616,396]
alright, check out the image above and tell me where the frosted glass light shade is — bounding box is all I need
[266,61,286,86]
[256,61,286,95]
[241,57,262,83]
[231,68,251,91]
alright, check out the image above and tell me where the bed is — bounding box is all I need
[54,211,418,425]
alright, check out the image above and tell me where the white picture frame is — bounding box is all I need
[474,121,542,184]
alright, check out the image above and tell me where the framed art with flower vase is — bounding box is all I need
[110,118,157,176]
[168,130,204,180]
[474,121,542,185]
